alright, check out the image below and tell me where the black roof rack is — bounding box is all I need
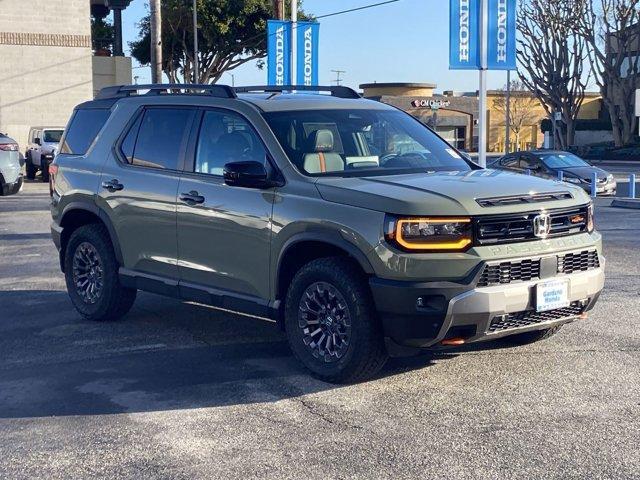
[96,83,237,100]
[234,85,361,99]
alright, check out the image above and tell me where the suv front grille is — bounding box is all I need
[476,191,573,207]
[478,249,599,287]
[488,302,585,333]
[477,259,541,287]
[558,250,600,274]
[475,205,589,245]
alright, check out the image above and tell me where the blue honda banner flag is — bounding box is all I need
[267,20,291,85]
[487,0,517,69]
[449,0,481,70]
[296,21,320,86]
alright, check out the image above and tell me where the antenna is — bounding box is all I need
[331,69,346,86]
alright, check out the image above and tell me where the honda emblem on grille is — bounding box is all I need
[533,213,551,238]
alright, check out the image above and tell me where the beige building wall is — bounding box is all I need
[0,0,93,148]
[92,56,132,97]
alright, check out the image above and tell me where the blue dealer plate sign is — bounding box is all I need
[536,279,570,312]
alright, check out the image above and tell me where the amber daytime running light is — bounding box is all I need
[386,217,473,251]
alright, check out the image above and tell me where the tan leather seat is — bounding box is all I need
[303,129,344,174]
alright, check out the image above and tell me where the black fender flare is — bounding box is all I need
[275,230,376,296]
[59,202,124,266]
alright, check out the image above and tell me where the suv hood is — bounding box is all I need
[555,165,608,182]
[315,170,589,216]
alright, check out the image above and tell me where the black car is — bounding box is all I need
[490,150,617,196]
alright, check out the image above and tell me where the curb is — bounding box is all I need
[610,198,640,209]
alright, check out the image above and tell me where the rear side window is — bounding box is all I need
[60,109,111,155]
[126,107,195,170]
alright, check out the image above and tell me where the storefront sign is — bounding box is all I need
[296,22,319,86]
[411,99,452,109]
[267,20,291,86]
[449,0,480,69]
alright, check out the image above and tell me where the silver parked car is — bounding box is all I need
[0,133,23,195]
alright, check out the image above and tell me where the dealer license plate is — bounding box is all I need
[536,279,570,312]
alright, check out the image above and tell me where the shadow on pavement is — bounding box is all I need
[0,289,444,419]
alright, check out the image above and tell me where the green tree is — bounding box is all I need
[130,0,310,84]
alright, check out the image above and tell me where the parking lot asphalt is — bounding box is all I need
[1,181,639,479]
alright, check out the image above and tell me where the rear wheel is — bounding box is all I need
[41,161,50,182]
[25,155,37,180]
[284,257,388,383]
[503,325,562,345]
[64,223,136,321]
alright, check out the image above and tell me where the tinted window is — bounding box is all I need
[132,108,194,170]
[540,153,589,168]
[263,109,471,176]
[520,156,542,170]
[120,113,143,164]
[60,109,111,154]
[194,110,267,175]
[43,130,63,143]
[500,156,519,168]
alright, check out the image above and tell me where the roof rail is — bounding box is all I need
[234,85,361,99]
[96,83,237,100]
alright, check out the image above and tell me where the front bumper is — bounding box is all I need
[371,252,605,351]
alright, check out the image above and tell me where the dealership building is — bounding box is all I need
[360,82,604,153]
[0,0,132,148]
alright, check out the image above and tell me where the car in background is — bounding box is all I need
[490,150,616,196]
[0,133,23,196]
[25,126,64,182]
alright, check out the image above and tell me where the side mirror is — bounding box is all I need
[34,137,41,146]
[223,161,276,189]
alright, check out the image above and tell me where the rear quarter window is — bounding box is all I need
[60,108,111,155]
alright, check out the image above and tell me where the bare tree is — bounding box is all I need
[578,0,640,146]
[517,0,590,148]
[493,80,540,151]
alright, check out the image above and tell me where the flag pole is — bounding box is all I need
[291,0,298,86]
[478,0,488,168]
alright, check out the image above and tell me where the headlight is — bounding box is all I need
[607,174,614,182]
[565,176,583,184]
[385,217,472,251]
[587,203,594,233]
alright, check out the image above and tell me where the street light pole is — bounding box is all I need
[478,0,488,167]
[150,0,162,83]
[193,0,199,83]
[291,0,297,86]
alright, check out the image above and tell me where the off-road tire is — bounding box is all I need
[41,162,50,182]
[25,155,37,180]
[64,223,136,321]
[503,325,562,345]
[284,257,388,383]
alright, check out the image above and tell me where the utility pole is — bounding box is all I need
[291,0,297,86]
[273,0,284,20]
[193,0,198,83]
[331,69,346,86]
[150,0,162,83]
[505,69,511,153]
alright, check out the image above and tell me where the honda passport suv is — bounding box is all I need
[50,84,604,383]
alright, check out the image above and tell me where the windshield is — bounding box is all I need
[262,109,472,177]
[43,130,63,143]
[540,152,589,169]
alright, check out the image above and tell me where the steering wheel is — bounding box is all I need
[379,153,398,166]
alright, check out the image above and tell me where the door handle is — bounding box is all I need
[179,191,205,204]
[101,179,124,192]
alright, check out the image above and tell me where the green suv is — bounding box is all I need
[50,84,604,383]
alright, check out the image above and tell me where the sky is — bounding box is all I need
[120,0,511,92]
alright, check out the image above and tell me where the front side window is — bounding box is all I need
[43,130,63,143]
[60,109,111,155]
[194,110,267,176]
[130,107,195,170]
[263,109,472,176]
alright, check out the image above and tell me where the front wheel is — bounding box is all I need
[25,155,37,180]
[64,223,136,321]
[284,257,388,383]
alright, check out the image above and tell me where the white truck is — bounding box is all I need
[25,127,64,181]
